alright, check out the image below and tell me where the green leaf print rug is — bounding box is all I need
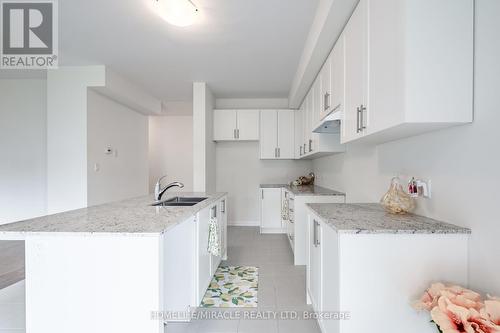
[201,266,258,308]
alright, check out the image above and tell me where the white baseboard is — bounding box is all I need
[260,227,286,234]
[228,220,259,227]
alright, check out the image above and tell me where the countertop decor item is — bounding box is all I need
[380,177,415,214]
[413,283,500,332]
[291,172,315,186]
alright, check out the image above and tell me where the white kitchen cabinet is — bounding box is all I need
[196,205,213,302]
[286,188,344,265]
[306,208,469,333]
[213,109,237,141]
[236,109,260,140]
[295,106,303,158]
[163,196,228,321]
[330,35,344,116]
[307,216,339,333]
[342,0,368,144]
[260,110,294,160]
[213,109,259,141]
[260,188,283,233]
[340,0,473,144]
[277,110,294,159]
[308,218,322,309]
[260,110,278,159]
[319,55,332,121]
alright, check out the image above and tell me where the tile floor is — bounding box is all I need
[0,280,25,333]
[165,226,321,333]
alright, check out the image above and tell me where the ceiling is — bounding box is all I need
[56,0,318,102]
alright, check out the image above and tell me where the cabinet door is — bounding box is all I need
[219,198,227,259]
[309,217,322,310]
[237,109,260,140]
[197,208,212,302]
[260,110,278,159]
[320,55,332,120]
[310,78,321,153]
[343,0,368,143]
[331,35,345,114]
[213,109,237,141]
[260,188,282,231]
[277,110,295,159]
[321,221,340,333]
[302,92,311,156]
[295,106,303,158]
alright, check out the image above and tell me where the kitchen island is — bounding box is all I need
[306,203,470,333]
[0,192,228,333]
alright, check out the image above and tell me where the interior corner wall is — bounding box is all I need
[193,82,216,193]
[312,0,500,295]
[87,90,149,206]
[0,79,47,225]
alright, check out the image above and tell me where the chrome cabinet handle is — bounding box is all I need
[221,199,226,213]
[313,220,317,247]
[324,92,330,111]
[309,139,312,152]
[234,129,237,139]
[314,220,320,247]
[303,143,306,153]
[356,106,361,133]
[360,104,366,131]
[237,129,240,139]
[278,148,280,158]
[299,146,303,156]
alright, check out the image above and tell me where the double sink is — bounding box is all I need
[151,196,207,207]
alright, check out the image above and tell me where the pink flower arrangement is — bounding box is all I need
[414,283,500,333]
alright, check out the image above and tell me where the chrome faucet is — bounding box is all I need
[154,175,184,201]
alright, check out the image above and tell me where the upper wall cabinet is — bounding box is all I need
[260,110,295,160]
[342,0,368,144]
[341,0,473,144]
[213,109,260,141]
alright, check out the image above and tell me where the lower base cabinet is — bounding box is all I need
[306,210,469,333]
[162,196,227,322]
[260,188,283,233]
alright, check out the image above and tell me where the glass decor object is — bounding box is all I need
[380,177,415,214]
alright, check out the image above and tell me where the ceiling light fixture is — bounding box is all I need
[153,0,199,27]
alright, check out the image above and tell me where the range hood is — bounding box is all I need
[313,108,342,133]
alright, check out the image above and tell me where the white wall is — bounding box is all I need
[87,90,149,206]
[216,142,312,225]
[46,66,105,214]
[0,80,47,224]
[148,115,194,192]
[193,82,216,193]
[313,0,500,295]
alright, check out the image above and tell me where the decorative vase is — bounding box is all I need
[380,177,415,214]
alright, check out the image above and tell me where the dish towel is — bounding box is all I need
[282,198,289,221]
[207,217,221,256]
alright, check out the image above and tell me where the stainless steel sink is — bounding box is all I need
[151,197,207,207]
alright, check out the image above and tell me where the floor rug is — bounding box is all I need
[201,266,258,308]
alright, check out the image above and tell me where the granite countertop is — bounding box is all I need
[260,184,345,196]
[0,192,227,236]
[307,203,471,234]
